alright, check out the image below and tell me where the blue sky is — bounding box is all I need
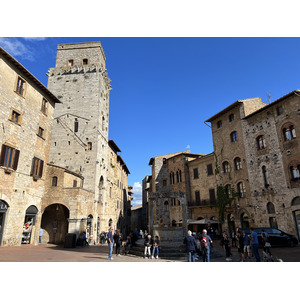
[2,37,300,205]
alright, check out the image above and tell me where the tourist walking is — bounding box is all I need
[183,230,197,262]
[220,231,232,261]
[113,230,122,256]
[124,234,132,255]
[243,231,251,259]
[261,230,272,256]
[39,228,43,244]
[231,231,237,247]
[144,235,152,259]
[250,228,261,262]
[201,229,213,262]
[151,235,160,259]
[107,227,114,260]
[236,230,245,262]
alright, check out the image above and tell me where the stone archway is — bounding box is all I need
[292,197,300,241]
[41,203,69,244]
[240,212,250,229]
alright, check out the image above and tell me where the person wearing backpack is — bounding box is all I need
[183,230,197,262]
[201,229,213,262]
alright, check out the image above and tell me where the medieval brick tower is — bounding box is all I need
[47,42,111,231]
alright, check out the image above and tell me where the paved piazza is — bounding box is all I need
[0,242,300,262]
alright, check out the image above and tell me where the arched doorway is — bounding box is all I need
[87,214,93,244]
[240,212,250,229]
[21,205,38,244]
[227,213,236,235]
[292,197,300,241]
[0,200,9,246]
[41,204,69,244]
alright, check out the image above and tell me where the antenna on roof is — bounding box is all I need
[266,93,271,104]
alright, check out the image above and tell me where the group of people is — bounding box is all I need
[184,229,213,262]
[220,228,272,262]
[184,227,272,262]
[106,227,151,260]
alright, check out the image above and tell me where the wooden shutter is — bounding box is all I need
[12,149,20,170]
[38,160,44,178]
[30,157,36,176]
[0,144,6,166]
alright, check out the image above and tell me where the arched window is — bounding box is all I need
[52,176,58,187]
[290,165,300,180]
[230,131,238,142]
[267,202,275,214]
[237,182,246,198]
[283,124,296,141]
[257,135,266,150]
[234,157,242,170]
[292,197,300,206]
[170,172,175,185]
[217,120,222,128]
[225,184,232,199]
[164,201,169,211]
[262,166,269,187]
[222,161,230,173]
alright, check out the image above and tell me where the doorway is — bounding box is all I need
[0,200,9,246]
[21,205,38,244]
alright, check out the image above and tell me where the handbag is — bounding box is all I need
[265,242,271,247]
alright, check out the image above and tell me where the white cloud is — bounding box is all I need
[131,182,142,207]
[0,37,35,61]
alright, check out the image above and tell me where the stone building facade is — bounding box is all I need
[206,92,300,240]
[205,98,267,233]
[0,47,60,246]
[0,42,131,247]
[187,153,219,232]
[46,42,131,241]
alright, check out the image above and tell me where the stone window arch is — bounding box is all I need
[256,135,266,150]
[234,157,242,170]
[267,202,275,214]
[164,201,169,211]
[230,131,238,142]
[222,161,230,173]
[289,164,300,180]
[282,123,296,141]
[52,176,58,187]
[291,197,300,206]
[237,181,246,198]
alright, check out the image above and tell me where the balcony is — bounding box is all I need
[187,199,217,207]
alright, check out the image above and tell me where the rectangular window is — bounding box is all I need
[10,110,21,124]
[37,127,44,138]
[0,144,20,170]
[41,98,48,114]
[276,106,283,116]
[209,189,216,203]
[82,59,88,65]
[68,60,74,67]
[30,157,44,178]
[207,164,213,176]
[193,168,199,179]
[74,119,79,132]
[16,77,25,96]
[73,180,78,187]
[229,114,235,122]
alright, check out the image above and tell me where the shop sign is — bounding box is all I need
[0,201,8,211]
[225,207,234,213]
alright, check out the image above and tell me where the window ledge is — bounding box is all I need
[8,119,21,126]
[36,134,45,140]
[2,167,15,174]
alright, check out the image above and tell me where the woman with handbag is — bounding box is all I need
[262,230,272,256]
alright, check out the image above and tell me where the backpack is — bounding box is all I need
[201,236,209,247]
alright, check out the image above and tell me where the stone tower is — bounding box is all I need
[47,42,111,208]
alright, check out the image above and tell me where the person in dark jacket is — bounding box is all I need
[113,230,122,256]
[183,230,197,262]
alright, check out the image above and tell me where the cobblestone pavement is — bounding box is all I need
[0,241,299,262]
[0,243,177,262]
